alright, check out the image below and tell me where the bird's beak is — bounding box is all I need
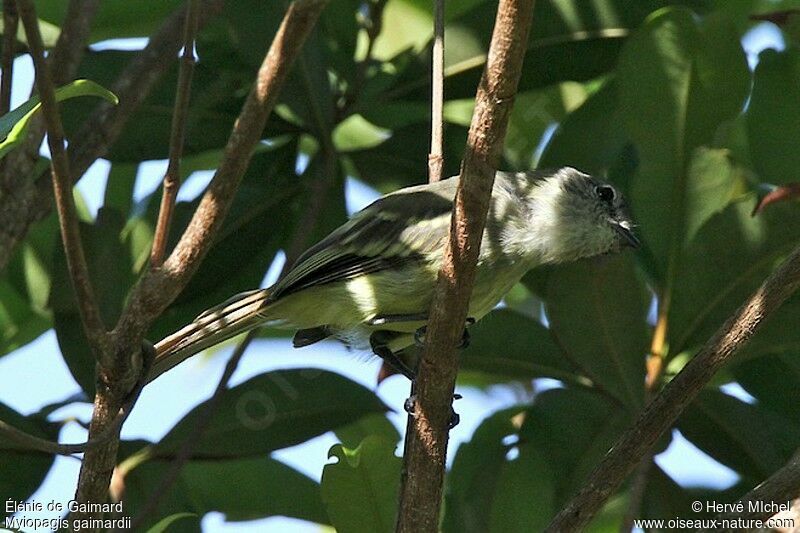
[610,219,640,249]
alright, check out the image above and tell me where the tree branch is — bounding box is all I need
[546,243,800,531]
[714,450,800,529]
[0,0,17,117]
[150,0,199,267]
[16,0,108,356]
[395,1,535,531]
[427,0,444,184]
[69,1,329,524]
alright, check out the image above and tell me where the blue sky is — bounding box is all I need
[0,20,787,532]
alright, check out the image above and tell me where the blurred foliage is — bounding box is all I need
[3,0,800,529]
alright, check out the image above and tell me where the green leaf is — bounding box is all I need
[444,406,527,533]
[155,369,389,458]
[668,198,800,354]
[677,389,800,481]
[539,80,629,177]
[732,349,800,425]
[460,309,575,384]
[321,436,401,533]
[125,456,328,532]
[519,388,634,502]
[747,47,800,185]
[488,444,554,533]
[618,7,749,285]
[0,79,118,160]
[0,403,57,520]
[334,413,400,449]
[144,513,197,533]
[543,254,649,408]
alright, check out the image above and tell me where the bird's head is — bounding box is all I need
[502,167,639,264]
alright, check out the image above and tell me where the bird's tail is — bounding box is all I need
[148,288,273,383]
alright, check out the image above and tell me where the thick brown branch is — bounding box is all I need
[16,0,108,356]
[395,1,535,531]
[546,243,800,531]
[150,0,199,267]
[69,1,329,524]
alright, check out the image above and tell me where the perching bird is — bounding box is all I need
[150,167,639,382]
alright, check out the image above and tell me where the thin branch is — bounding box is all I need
[150,0,199,267]
[0,0,17,116]
[69,0,330,522]
[546,243,800,531]
[427,0,444,184]
[395,1,535,531]
[16,0,108,356]
[715,450,800,528]
[0,0,225,270]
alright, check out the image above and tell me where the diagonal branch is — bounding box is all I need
[69,0,330,523]
[546,243,800,531]
[16,0,108,355]
[150,0,199,267]
[395,1,535,531]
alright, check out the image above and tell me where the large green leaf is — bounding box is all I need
[321,436,401,533]
[155,369,389,458]
[333,413,400,450]
[732,346,800,424]
[519,387,635,502]
[125,455,328,532]
[618,7,749,287]
[0,403,57,520]
[538,79,630,177]
[668,198,800,354]
[747,47,800,185]
[677,389,800,482]
[0,79,117,160]
[460,309,576,384]
[543,254,649,408]
[443,406,527,533]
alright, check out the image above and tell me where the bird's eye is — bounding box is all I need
[596,185,615,204]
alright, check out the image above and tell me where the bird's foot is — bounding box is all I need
[414,318,475,349]
[403,393,462,429]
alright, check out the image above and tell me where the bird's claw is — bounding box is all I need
[403,393,461,429]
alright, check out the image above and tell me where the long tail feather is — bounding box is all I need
[148,288,272,383]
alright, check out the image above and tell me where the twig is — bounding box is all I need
[16,0,109,357]
[69,0,330,523]
[546,243,800,531]
[427,0,444,183]
[714,450,800,529]
[150,0,199,267]
[395,1,535,531]
[0,0,224,270]
[0,0,17,116]
[339,0,385,118]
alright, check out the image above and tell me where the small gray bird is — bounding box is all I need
[151,167,638,382]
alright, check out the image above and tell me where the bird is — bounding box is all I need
[150,167,639,383]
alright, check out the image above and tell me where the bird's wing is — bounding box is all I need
[272,179,458,299]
